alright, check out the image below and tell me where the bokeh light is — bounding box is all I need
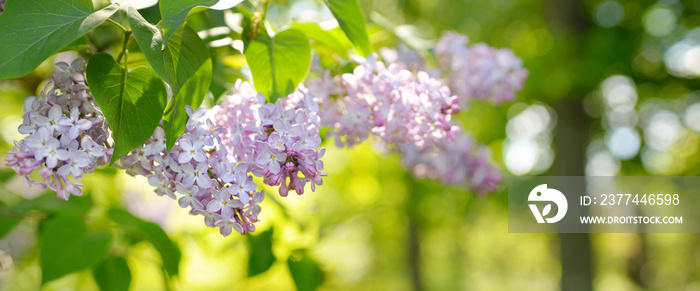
[643,6,677,37]
[595,1,625,28]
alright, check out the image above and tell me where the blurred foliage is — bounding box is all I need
[1,0,700,290]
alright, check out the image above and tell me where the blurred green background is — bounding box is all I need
[2,0,700,290]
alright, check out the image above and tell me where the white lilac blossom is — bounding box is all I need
[116,106,265,236]
[5,59,112,200]
[215,80,327,198]
[434,31,529,104]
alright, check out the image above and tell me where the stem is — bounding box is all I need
[208,168,225,188]
[106,18,127,33]
[116,29,132,64]
[261,0,270,21]
[247,0,270,39]
[162,266,174,291]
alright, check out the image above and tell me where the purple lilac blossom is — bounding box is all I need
[306,54,504,194]
[401,131,501,195]
[117,80,326,236]
[214,80,327,198]
[5,59,112,200]
[116,106,265,236]
[6,32,521,234]
[308,55,460,149]
[434,31,529,105]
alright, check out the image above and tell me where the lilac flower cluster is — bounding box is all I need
[5,59,112,200]
[308,55,460,149]
[401,132,501,195]
[117,106,264,236]
[4,30,519,233]
[305,55,503,193]
[214,80,327,198]
[434,31,529,104]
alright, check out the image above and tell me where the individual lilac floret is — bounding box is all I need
[215,80,328,198]
[117,104,267,236]
[434,31,529,104]
[5,59,113,200]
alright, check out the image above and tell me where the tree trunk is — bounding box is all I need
[552,98,593,291]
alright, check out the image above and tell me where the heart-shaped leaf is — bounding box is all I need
[245,29,311,102]
[128,8,213,151]
[93,256,132,291]
[40,214,112,284]
[85,53,167,163]
[322,0,371,56]
[542,204,552,216]
[0,0,119,79]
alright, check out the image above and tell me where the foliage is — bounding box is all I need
[0,0,119,79]
[86,53,168,163]
[0,0,371,289]
[0,0,543,290]
[4,0,699,289]
[245,29,311,102]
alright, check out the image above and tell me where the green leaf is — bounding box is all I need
[160,0,245,44]
[128,8,168,78]
[40,214,112,284]
[288,250,323,291]
[161,26,213,151]
[0,201,24,240]
[0,168,16,183]
[322,0,371,56]
[0,1,119,79]
[93,256,131,291]
[128,8,212,151]
[247,227,275,277]
[291,23,352,58]
[85,53,167,163]
[0,215,22,240]
[159,0,218,45]
[244,29,311,102]
[0,193,93,240]
[26,192,93,214]
[107,209,181,276]
[58,36,90,53]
